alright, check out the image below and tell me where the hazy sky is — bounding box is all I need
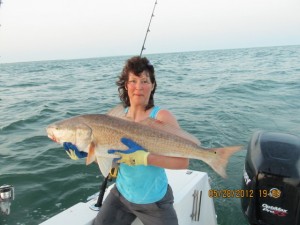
[1,0,300,63]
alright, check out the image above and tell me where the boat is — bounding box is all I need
[4,131,299,224]
[39,131,300,225]
[40,169,217,225]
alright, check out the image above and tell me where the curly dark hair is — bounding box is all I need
[116,56,157,110]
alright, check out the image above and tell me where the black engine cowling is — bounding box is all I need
[241,131,300,225]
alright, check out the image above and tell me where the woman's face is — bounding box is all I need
[126,71,154,107]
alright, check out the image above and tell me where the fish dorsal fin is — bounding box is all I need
[106,104,125,118]
[139,118,201,146]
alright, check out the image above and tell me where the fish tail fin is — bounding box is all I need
[86,142,96,165]
[207,146,242,178]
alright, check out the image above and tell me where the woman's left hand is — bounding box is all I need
[108,138,149,166]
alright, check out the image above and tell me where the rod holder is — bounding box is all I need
[0,185,14,215]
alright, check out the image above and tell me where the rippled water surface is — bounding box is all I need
[1,45,300,224]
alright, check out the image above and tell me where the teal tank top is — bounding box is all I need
[116,106,168,204]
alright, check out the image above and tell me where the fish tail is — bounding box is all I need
[207,146,242,178]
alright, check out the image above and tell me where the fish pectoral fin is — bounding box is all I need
[96,156,114,177]
[86,142,96,165]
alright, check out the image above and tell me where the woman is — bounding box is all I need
[92,56,189,225]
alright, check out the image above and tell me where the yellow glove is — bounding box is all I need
[66,150,80,160]
[116,150,149,166]
[107,138,149,166]
[63,142,88,160]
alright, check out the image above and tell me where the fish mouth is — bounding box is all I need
[47,133,58,143]
[47,125,58,142]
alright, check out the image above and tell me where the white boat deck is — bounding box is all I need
[40,169,217,225]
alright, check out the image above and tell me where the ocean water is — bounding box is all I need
[0,45,300,225]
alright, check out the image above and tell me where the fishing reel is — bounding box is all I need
[0,184,14,215]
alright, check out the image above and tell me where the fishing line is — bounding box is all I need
[0,0,3,27]
[140,0,158,56]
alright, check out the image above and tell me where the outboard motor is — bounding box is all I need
[241,131,300,225]
[0,185,14,215]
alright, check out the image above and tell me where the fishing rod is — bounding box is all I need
[91,2,158,210]
[140,0,158,56]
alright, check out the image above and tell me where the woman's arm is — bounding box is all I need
[148,154,189,169]
[147,109,189,169]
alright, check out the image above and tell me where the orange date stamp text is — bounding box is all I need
[208,189,268,198]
